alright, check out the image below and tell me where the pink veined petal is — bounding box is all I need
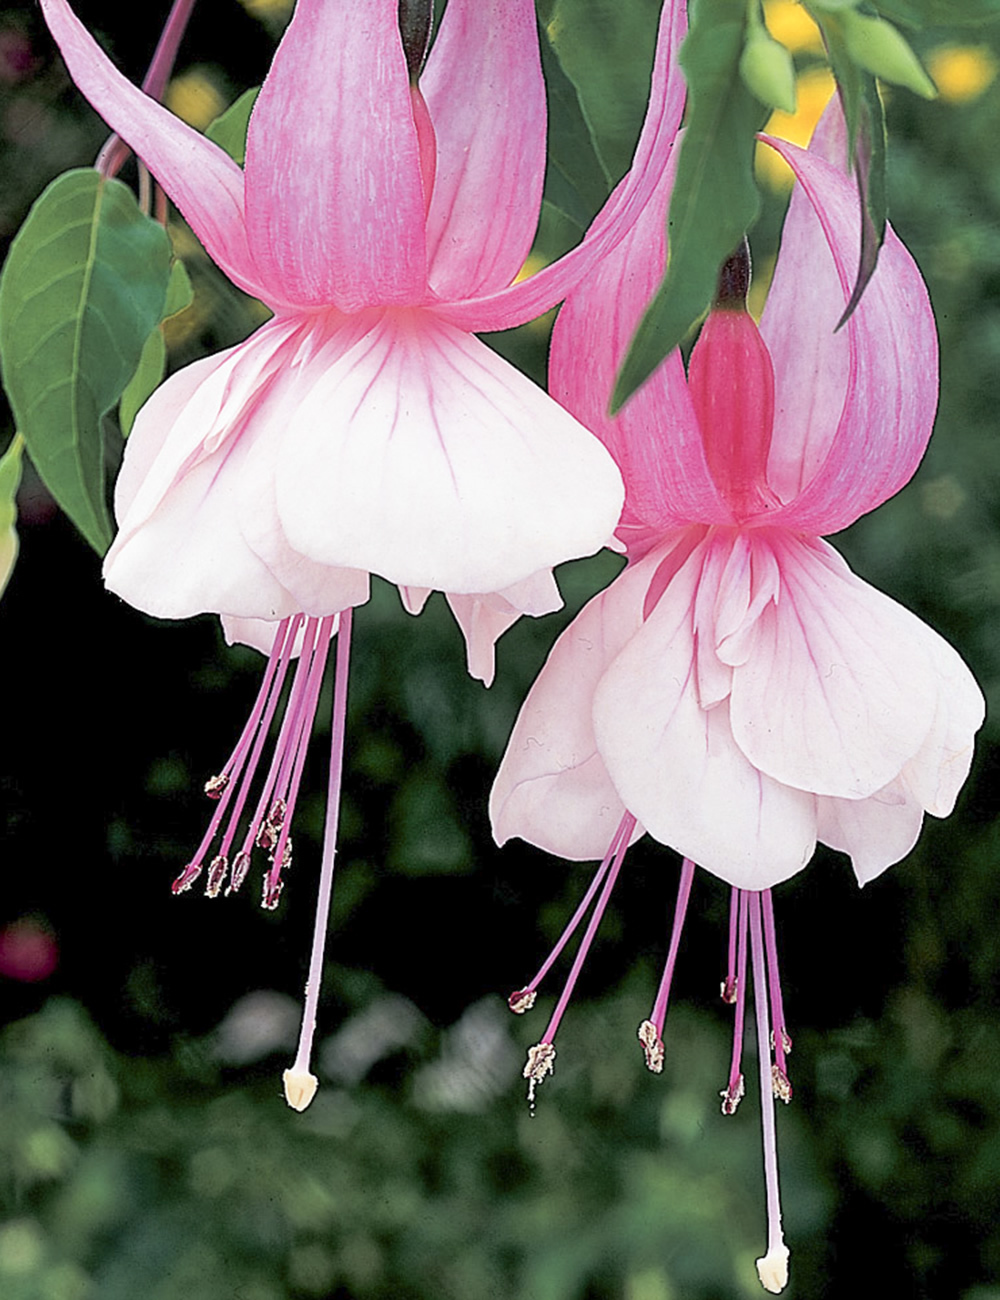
[549,137,729,534]
[274,309,623,594]
[490,547,658,860]
[816,781,924,887]
[106,315,371,620]
[421,0,545,300]
[759,125,938,533]
[591,538,817,889]
[446,568,563,688]
[106,394,306,621]
[431,0,689,333]
[729,536,941,800]
[244,0,427,310]
[110,314,310,543]
[39,0,265,301]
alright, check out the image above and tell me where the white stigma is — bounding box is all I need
[283,1067,318,1112]
[756,1242,789,1293]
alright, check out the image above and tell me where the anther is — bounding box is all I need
[508,988,536,1014]
[720,1074,745,1116]
[721,976,738,1004]
[637,1019,665,1073]
[261,877,284,911]
[523,1041,556,1107]
[205,855,228,898]
[171,863,201,894]
[226,850,251,896]
[771,1065,793,1104]
[256,821,278,852]
[267,798,286,830]
[204,773,229,799]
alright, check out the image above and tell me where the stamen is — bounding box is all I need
[523,1041,557,1109]
[645,857,696,1038]
[538,814,635,1048]
[749,892,790,1293]
[507,813,633,1014]
[721,889,750,1114]
[262,618,335,906]
[204,773,229,800]
[721,885,739,1003]
[283,610,354,1112]
[241,619,323,877]
[175,616,300,893]
[762,890,793,1085]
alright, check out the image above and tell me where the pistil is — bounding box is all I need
[284,609,354,1111]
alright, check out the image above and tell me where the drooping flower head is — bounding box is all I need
[490,44,984,1295]
[37,0,686,1107]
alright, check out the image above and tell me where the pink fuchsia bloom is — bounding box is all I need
[38,0,685,1109]
[40,0,684,683]
[491,99,984,1292]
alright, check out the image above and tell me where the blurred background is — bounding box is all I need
[1,1,999,1296]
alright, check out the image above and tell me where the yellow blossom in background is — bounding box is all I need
[239,0,294,22]
[756,65,836,190]
[763,0,824,56]
[927,45,997,104]
[165,70,226,131]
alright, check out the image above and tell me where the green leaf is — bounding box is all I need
[205,87,259,166]
[544,0,661,184]
[118,260,193,437]
[119,328,165,439]
[539,19,611,232]
[0,433,23,600]
[872,0,1000,27]
[613,0,768,411]
[818,16,888,328]
[162,257,194,319]
[0,169,173,554]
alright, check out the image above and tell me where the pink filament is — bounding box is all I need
[290,609,354,1079]
[518,813,634,998]
[722,884,739,1002]
[96,0,199,180]
[648,857,696,1033]
[173,615,299,892]
[539,812,636,1046]
[762,888,791,1077]
[265,616,337,897]
[724,889,750,1102]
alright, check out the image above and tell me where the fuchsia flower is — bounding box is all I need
[491,48,984,1299]
[38,0,686,1109]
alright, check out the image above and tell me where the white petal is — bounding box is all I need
[490,549,657,860]
[446,568,562,687]
[275,311,624,593]
[816,782,924,886]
